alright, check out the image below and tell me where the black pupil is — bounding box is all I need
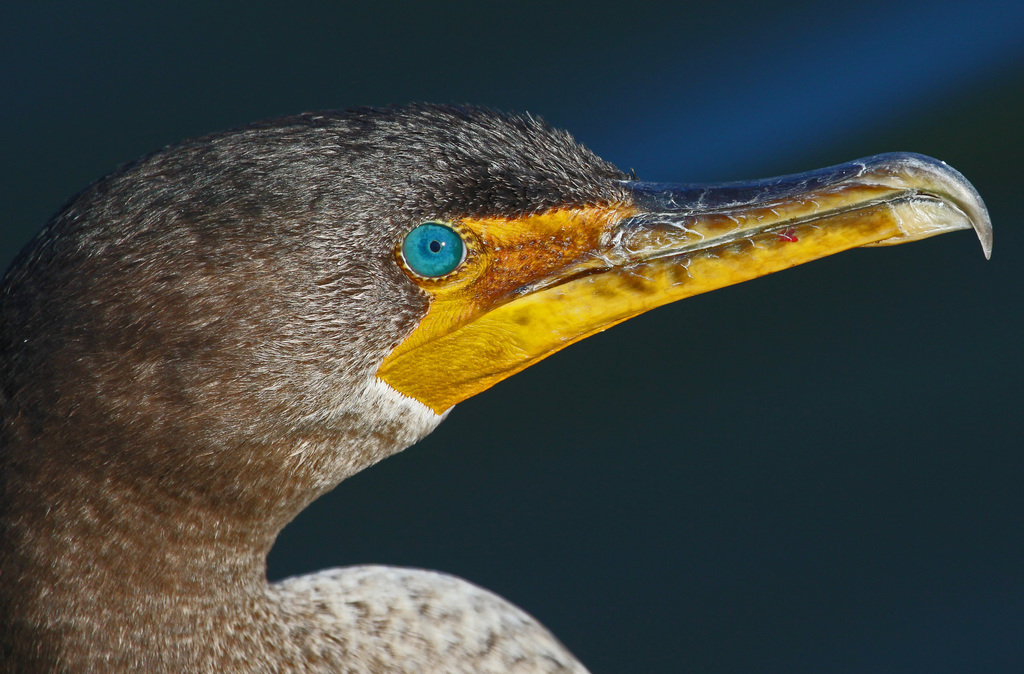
[429,240,442,253]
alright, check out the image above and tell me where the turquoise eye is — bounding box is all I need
[402,222,466,277]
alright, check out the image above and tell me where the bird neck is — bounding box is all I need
[0,376,446,669]
[1,440,280,669]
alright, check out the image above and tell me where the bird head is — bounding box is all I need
[0,104,990,533]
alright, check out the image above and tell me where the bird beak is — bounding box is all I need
[378,152,991,413]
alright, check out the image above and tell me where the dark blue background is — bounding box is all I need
[3,2,1022,671]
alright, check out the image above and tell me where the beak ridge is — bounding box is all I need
[616,152,992,262]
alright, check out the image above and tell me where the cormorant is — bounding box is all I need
[0,105,991,672]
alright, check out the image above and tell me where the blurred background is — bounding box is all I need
[3,1,1021,671]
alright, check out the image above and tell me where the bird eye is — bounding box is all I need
[401,222,467,278]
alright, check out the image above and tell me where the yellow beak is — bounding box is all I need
[378,152,992,413]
